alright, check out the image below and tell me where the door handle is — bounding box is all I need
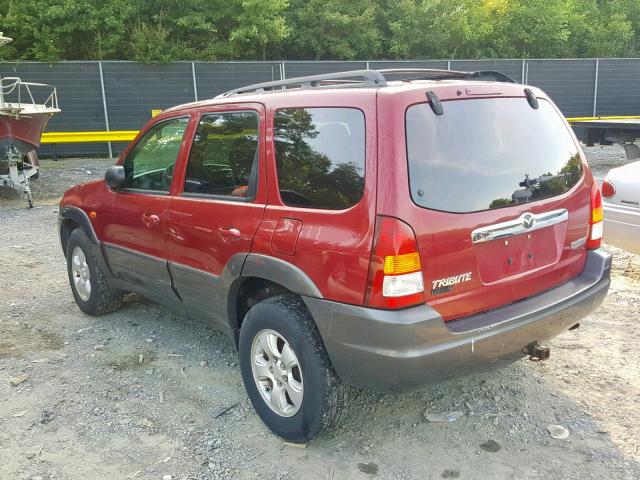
[218,225,241,238]
[141,213,160,227]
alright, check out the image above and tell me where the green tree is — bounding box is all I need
[230,0,290,60]
[0,0,639,61]
[130,21,175,63]
[0,0,136,61]
[601,0,640,56]
[286,0,380,60]
[385,0,477,59]
[475,0,575,58]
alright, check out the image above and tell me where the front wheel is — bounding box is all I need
[66,228,122,315]
[239,295,347,443]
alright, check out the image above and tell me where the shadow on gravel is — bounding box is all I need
[84,295,640,480]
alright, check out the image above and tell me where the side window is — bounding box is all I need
[183,111,259,199]
[274,108,365,210]
[123,117,188,192]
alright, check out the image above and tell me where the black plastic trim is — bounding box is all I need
[304,249,611,392]
[241,254,323,299]
[168,256,246,333]
[180,192,255,203]
[524,88,539,109]
[426,90,444,116]
[58,206,99,245]
[102,242,182,307]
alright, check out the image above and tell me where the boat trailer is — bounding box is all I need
[569,116,640,160]
[0,33,60,207]
[0,148,41,208]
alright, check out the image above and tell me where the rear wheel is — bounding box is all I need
[66,228,122,315]
[239,295,347,443]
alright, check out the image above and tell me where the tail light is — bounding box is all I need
[601,180,616,199]
[587,182,604,250]
[365,216,425,309]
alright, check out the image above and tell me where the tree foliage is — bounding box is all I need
[285,0,380,60]
[0,0,639,62]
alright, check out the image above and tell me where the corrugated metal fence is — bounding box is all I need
[1,59,639,157]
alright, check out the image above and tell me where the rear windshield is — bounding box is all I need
[406,98,582,213]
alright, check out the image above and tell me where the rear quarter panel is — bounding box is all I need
[250,90,379,305]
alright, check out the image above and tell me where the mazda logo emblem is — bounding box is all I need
[522,213,535,230]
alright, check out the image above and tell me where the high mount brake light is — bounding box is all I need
[366,216,425,309]
[587,182,603,250]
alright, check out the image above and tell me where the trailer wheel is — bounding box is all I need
[23,151,39,180]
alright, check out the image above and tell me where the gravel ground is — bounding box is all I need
[583,145,631,181]
[0,148,639,480]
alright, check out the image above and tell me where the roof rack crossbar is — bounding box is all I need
[217,69,387,98]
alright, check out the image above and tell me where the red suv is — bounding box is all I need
[59,69,611,442]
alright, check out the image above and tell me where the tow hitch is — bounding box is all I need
[525,343,550,361]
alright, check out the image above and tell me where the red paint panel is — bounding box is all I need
[250,91,378,306]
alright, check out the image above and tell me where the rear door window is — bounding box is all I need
[274,107,365,210]
[406,98,583,213]
[183,111,259,199]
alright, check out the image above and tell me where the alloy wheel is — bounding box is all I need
[71,246,91,301]
[250,329,304,417]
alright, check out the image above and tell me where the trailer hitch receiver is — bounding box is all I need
[525,343,550,361]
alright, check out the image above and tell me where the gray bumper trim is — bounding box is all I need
[304,250,611,392]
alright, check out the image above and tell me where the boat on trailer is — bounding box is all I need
[0,32,60,207]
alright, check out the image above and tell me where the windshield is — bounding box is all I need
[406,98,582,213]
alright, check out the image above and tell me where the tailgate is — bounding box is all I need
[403,96,592,320]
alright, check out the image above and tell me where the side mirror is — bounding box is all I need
[105,165,125,189]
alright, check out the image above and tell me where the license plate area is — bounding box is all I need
[475,226,564,284]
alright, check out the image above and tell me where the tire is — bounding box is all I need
[239,295,347,443]
[22,151,39,180]
[66,228,122,315]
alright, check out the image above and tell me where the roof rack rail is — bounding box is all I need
[216,70,387,98]
[216,68,516,98]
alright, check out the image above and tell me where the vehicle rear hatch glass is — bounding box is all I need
[406,97,589,320]
[407,98,582,213]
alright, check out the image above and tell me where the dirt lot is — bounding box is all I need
[1,148,639,480]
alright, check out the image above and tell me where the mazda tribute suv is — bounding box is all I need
[59,69,611,442]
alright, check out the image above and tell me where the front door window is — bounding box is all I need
[183,111,259,199]
[123,117,189,192]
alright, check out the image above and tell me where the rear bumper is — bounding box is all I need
[304,249,611,392]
